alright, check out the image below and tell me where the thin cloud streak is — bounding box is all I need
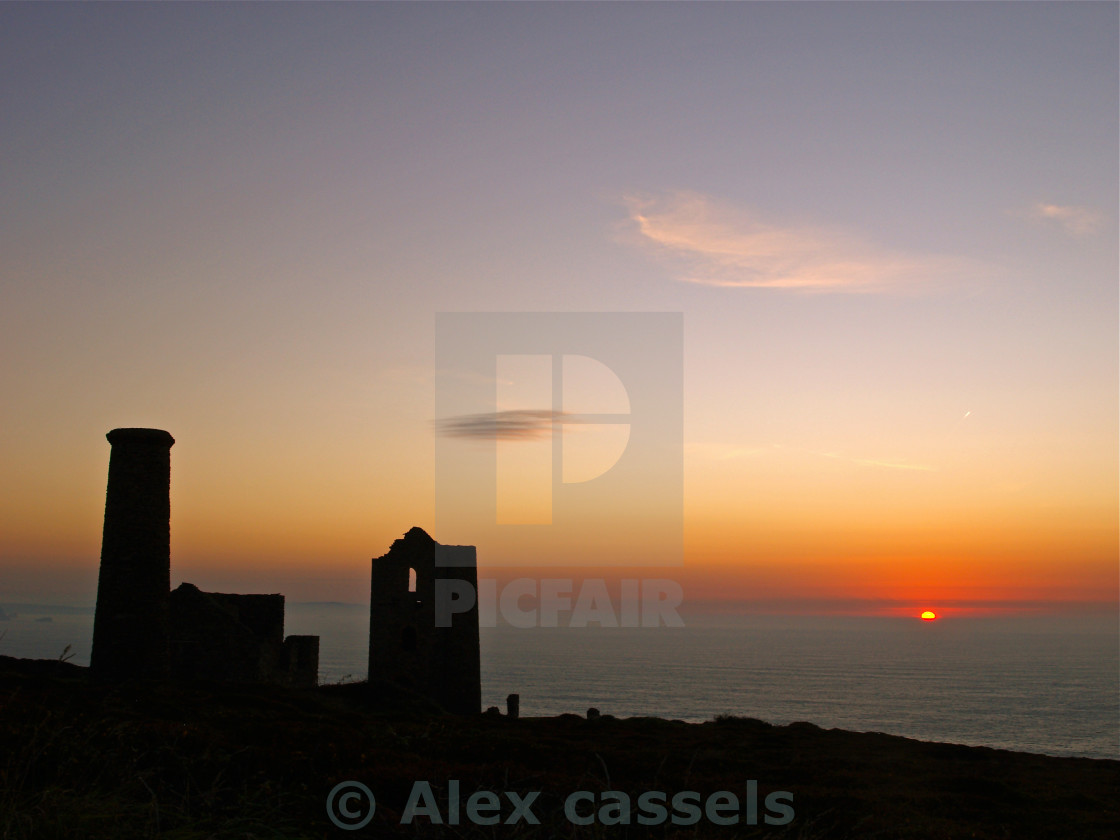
[436,410,565,441]
[625,191,987,293]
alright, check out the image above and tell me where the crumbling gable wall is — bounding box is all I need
[368,527,480,714]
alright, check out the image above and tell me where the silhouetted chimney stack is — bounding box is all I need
[90,428,174,680]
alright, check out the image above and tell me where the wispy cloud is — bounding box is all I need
[1027,202,1104,237]
[624,191,986,293]
[436,410,563,441]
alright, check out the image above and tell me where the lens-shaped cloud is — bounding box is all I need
[436,410,565,441]
[624,191,987,293]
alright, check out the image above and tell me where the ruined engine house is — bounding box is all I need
[367,526,481,715]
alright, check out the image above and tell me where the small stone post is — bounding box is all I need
[90,428,174,680]
[506,692,520,719]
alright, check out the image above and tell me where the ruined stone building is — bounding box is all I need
[90,428,318,687]
[368,526,481,714]
[168,583,319,686]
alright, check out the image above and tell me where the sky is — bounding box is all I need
[1,2,1116,617]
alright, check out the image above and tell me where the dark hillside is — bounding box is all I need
[1,656,1116,839]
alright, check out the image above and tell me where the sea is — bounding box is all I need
[2,603,1116,761]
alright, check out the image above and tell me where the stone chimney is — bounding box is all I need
[90,428,174,680]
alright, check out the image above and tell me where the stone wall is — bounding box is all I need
[168,584,318,687]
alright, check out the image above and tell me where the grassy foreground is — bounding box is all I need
[1,656,1116,840]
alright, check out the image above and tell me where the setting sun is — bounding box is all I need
[920,611,937,621]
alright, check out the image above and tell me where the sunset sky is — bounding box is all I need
[2,2,1116,616]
